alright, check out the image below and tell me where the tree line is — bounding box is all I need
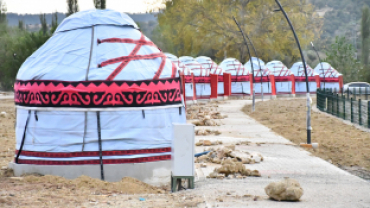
[1,0,370,90]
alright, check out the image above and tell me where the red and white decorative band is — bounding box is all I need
[14,78,182,108]
[15,147,171,165]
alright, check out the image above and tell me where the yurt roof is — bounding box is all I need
[290,62,317,77]
[164,53,178,62]
[249,57,266,65]
[245,58,270,76]
[179,56,195,63]
[56,9,139,33]
[195,56,221,74]
[266,61,292,76]
[219,58,248,76]
[165,53,192,75]
[17,9,176,82]
[313,62,341,77]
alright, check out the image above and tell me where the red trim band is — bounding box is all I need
[14,78,182,108]
[17,155,171,165]
[253,76,270,83]
[15,147,171,158]
[275,76,293,82]
[319,77,339,82]
[295,77,316,82]
[231,76,250,82]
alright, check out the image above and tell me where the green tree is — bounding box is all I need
[325,36,362,83]
[51,12,59,33]
[361,5,370,80]
[0,29,51,90]
[39,13,48,35]
[94,0,106,9]
[155,0,320,65]
[0,0,6,25]
[18,20,24,30]
[66,0,79,17]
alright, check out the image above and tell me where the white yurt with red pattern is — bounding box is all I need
[12,9,185,183]
[195,56,224,95]
[179,56,211,98]
[219,58,251,95]
[266,60,293,94]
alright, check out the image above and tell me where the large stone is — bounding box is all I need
[265,178,304,201]
[203,140,212,146]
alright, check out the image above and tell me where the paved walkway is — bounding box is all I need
[186,100,370,207]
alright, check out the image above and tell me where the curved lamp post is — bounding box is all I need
[274,0,312,144]
[233,17,255,112]
[311,42,325,89]
[243,34,264,101]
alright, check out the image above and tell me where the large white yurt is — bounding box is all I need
[290,62,318,93]
[313,62,342,90]
[219,58,250,94]
[266,61,293,94]
[245,57,272,94]
[12,9,185,184]
[179,56,211,98]
[165,53,194,99]
[195,56,224,95]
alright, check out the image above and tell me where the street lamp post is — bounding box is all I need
[311,42,325,89]
[244,34,264,101]
[233,17,255,112]
[274,0,312,145]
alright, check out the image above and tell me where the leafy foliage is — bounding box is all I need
[324,36,361,83]
[154,0,320,65]
[361,5,370,80]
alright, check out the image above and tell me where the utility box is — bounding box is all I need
[172,123,195,177]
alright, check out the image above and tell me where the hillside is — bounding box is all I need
[311,0,370,49]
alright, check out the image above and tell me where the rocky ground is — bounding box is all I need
[1,98,370,207]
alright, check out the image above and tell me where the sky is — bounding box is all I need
[3,0,165,14]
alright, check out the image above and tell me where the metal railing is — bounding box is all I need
[317,88,370,128]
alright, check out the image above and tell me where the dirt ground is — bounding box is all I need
[242,98,370,180]
[0,100,204,207]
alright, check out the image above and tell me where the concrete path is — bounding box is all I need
[185,100,370,207]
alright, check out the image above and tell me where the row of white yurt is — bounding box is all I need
[165,53,341,96]
[13,9,186,183]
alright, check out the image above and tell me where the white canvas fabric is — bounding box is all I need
[165,53,194,98]
[313,62,341,78]
[290,62,318,92]
[195,56,223,94]
[313,62,341,90]
[14,9,186,156]
[219,58,250,94]
[245,57,271,94]
[266,61,293,93]
[180,57,211,97]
